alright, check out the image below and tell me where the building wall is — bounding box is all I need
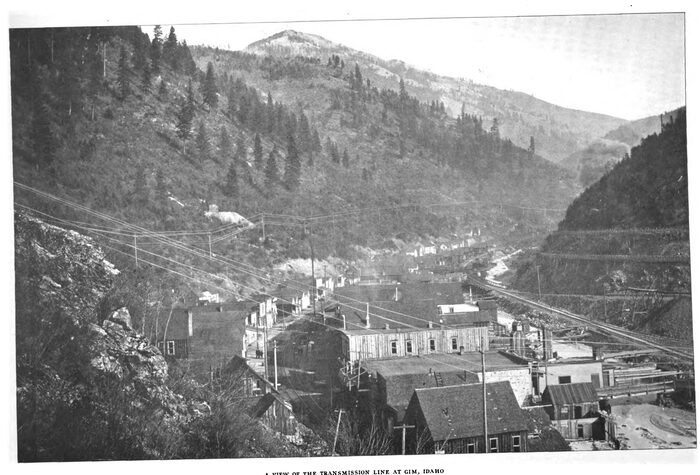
[343,326,489,361]
[534,361,604,394]
[551,417,605,440]
[436,430,528,454]
[484,368,532,407]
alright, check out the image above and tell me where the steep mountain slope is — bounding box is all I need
[511,109,690,338]
[562,109,682,187]
[244,29,627,164]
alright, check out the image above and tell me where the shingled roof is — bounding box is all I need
[408,381,529,441]
[542,382,598,406]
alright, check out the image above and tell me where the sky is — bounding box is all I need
[149,14,686,120]
[5,3,688,120]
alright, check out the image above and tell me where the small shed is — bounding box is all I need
[541,382,607,440]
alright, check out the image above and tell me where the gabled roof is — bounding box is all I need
[410,381,529,441]
[542,382,598,406]
[382,372,479,422]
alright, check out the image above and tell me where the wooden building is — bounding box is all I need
[405,381,530,454]
[541,382,609,440]
[155,302,249,382]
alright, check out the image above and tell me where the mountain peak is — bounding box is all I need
[246,29,339,54]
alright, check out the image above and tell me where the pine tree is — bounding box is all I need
[331,142,340,164]
[219,126,232,162]
[150,25,163,74]
[234,136,247,164]
[253,133,264,169]
[265,145,278,186]
[342,149,350,168]
[163,26,179,70]
[158,78,167,98]
[196,122,211,163]
[117,46,130,100]
[30,89,56,170]
[284,134,301,190]
[141,63,151,92]
[528,136,536,157]
[224,161,239,198]
[202,62,218,108]
[176,80,195,153]
[155,167,167,203]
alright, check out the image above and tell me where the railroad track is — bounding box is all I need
[465,276,695,363]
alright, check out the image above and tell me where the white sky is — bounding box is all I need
[164,14,685,120]
[5,2,688,120]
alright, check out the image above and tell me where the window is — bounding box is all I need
[489,437,499,453]
[449,306,455,314]
[561,406,569,417]
[429,339,436,351]
[391,341,398,354]
[467,442,475,453]
[166,340,175,356]
[405,341,413,354]
[512,435,521,452]
[558,375,571,384]
[451,338,458,351]
[574,405,582,419]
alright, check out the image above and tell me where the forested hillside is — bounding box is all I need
[511,109,690,338]
[11,25,579,293]
[243,30,628,164]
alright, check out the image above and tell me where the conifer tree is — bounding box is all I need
[342,149,350,168]
[265,145,278,186]
[163,26,179,70]
[218,126,232,162]
[30,89,56,170]
[158,79,167,98]
[234,136,247,164]
[253,133,264,169]
[196,122,211,163]
[176,80,195,153]
[224,161,239,198]
[150,25,163,74]
[155,167,167,204]
[284,134,301,190]
[117,46,130,100]
[141,63,151,92]
[202,62,218,108]
[134,164,147,203]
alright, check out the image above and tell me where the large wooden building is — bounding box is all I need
[405,381,530,454]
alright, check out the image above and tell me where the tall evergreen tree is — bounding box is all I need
[134,164,147,203]
[117,46,130,100]
[196,122,211,163]
[253,133,264,169]
[202,62,218,108]
[218,126,232,162]
[150,25,163,74]
[224,161,239,198]
[155,167,167,204]
[163,26,179,70]
[234,136,247,164]
[265,145,278,187]
[342,149,350,168]
[141,63,151,92]
[175,80,195,153]
[284,134,301,190]
[30,88,56,170]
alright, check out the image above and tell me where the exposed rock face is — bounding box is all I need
[14,211,199,461]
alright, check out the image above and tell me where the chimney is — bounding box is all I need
[187,310,193,337]
[469,286,473,302]
[342,314,346,330]
[366,302,370,329]
[428,321,433,329]
[384,324,390,330]
[394,286,399,302]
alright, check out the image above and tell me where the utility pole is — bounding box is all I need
[133,234,138,268]
[305,222,319,323]
[332,409,344,456]
[603,283,608,323]
[480,339,488,453]
[394,424,416,455]
[273,340,278,390]
[103,42,107,78]
[535,264,542,301]
[208,233,212,257]
[263,319,269,382]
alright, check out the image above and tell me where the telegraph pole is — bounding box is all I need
[133,234,138,268]
[208,233,212,257]
[332,409,344,456]
[305,222,318,323]
[394,424,416,455]
[481,338,488,453]
[273,340,278,390]
[535,265,542,301]
[603,283,608,323]
[261,214,266,242]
